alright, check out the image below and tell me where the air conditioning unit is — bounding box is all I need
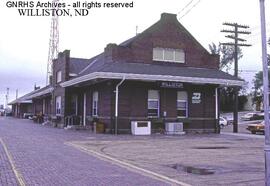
[165,122,185,135]
[131,121,151,135]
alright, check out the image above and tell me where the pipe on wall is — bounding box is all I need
[115,77,125,135]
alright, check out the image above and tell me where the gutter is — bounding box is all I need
[60,72,244,88]
[115,77,125,135]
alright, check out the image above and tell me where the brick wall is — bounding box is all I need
[107,80,217,133]
[104,13,219,69]
[52,50,70,119]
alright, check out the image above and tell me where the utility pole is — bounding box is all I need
[221,23,251,133]
[5,88,9,109]
[259,0,269,185]
[16,89,18,99]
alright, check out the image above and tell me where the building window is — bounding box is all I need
[148,90,159,117]
[92,91,98,116]
[56,96,61,115]
[153,48,185,63]
[56,71,62,83]
[177,91,188,117]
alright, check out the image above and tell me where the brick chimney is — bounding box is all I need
[160,13,177,22]
[53,50,70,81]
[104,43,118,61]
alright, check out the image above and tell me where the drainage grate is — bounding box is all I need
[193,146,229,149]
[172,164,215,175]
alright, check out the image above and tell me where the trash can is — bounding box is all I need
[95,122,105,133]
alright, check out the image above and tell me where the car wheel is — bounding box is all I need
[251,131,256,134]
[220,124,224,129]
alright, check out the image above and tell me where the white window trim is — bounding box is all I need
[92,91,98,117]
[56,96,61,116]
[56,71,62,83]
[153,48,185,63]
[177,100,188,118]
[147,90,160,118]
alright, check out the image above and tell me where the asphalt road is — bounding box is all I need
[220,111,260,122]
[221,111,264,134]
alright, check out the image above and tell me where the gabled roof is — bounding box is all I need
[9,89,37,105]
[61,61,243,87]
[119,35,139,47]
[28,86,53,99]
[9,85,53,105]
[92,62,241,81]
[69,58,92,74]
[60,13,244,87]
[78,54,105,76]
[121,13,209,54]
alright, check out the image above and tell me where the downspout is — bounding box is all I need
[215,87,219,133]
[115,77,125,135]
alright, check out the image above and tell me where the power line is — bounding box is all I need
[221,22,251,133]
[243,29,270,40]
[179,0,201,19]
[248,22,270,32]
[177,0,194,15]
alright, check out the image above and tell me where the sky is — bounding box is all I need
[0,0,269,106]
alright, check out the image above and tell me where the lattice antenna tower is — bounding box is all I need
[46,0,59,85]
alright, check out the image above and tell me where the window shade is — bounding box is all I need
[153,48,163,60]
[93,91,98,101]
[164,49,174,61]
[175,50,185,62]
[148,90,159,100]
[177,91,187,100]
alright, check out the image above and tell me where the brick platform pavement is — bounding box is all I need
[0,141,19,186]
[0,117,169,186]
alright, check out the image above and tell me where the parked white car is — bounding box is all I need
[219,117,228,128]
[240,113,263,121]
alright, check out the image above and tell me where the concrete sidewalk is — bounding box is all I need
[71,133,265,186]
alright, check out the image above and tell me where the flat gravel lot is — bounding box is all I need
[0,117,168,186]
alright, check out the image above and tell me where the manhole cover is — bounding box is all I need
[171,164,215,175]
[193,146,229,149]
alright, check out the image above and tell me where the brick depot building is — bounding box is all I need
[10,13,243,134]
